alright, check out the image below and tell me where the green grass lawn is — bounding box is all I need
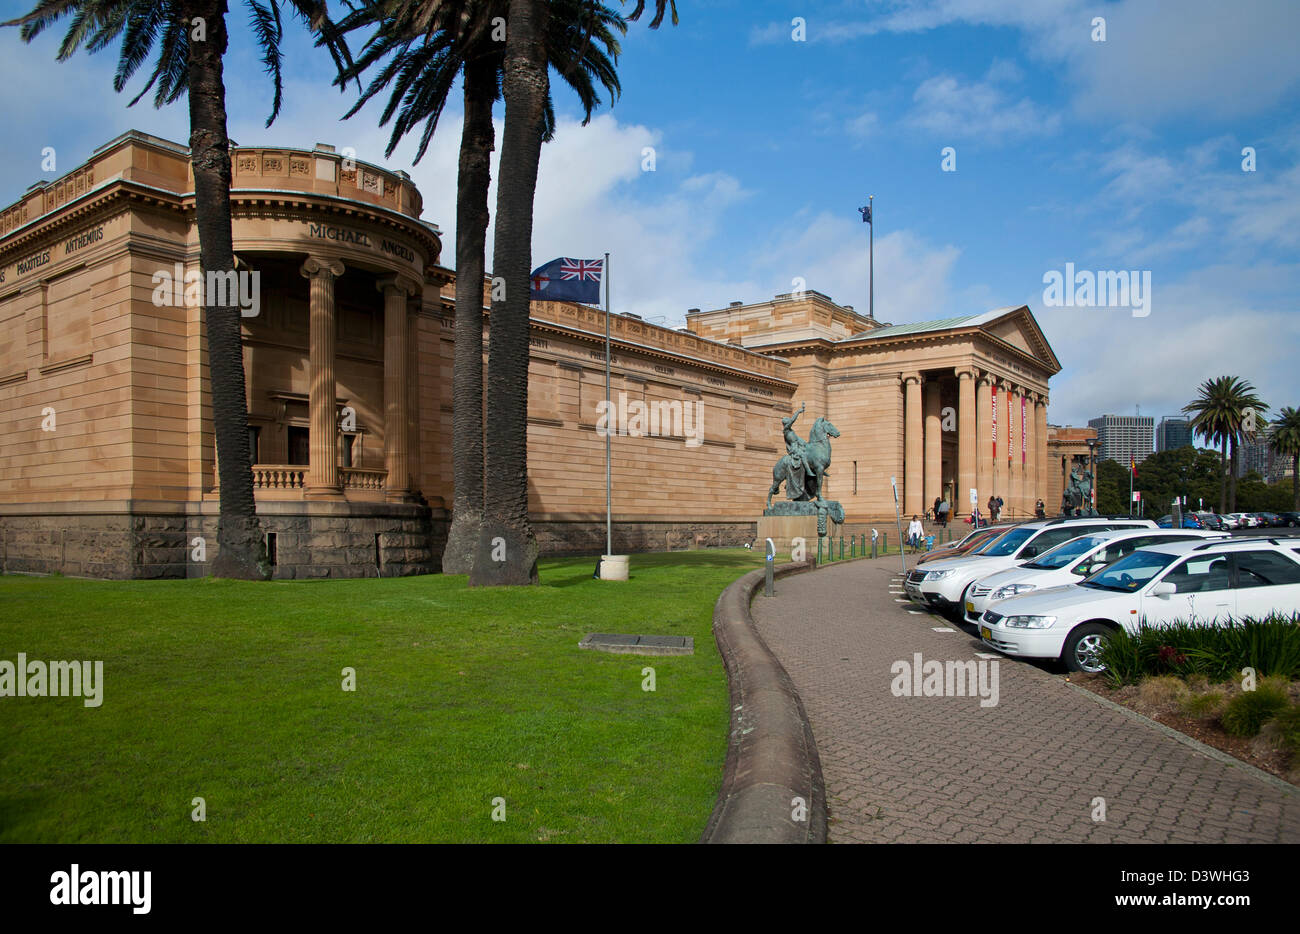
[0,549,766,843]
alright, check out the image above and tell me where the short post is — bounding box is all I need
[871,528,878,559]
[882,532,887,554]
[851,535,856,558]
[817,536,823,564]
[764,537,775,597]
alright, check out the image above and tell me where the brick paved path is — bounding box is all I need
[751,558,1300,843]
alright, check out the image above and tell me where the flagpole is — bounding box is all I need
[868,194,874,319]
[604,251,612,560]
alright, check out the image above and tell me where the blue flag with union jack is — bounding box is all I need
[529,257,604,304]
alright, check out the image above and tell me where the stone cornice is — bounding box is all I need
[527,318,797,392]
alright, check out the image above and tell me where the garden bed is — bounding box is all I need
[1071,671,1300,786]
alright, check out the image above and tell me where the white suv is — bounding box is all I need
[903,517,1157,618]
[963,528,1227,624]
[978,537,1300,672]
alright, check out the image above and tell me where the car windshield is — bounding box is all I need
[979,527,1035,557]
[1081,550,1179,592]
[1023,535,1104,570]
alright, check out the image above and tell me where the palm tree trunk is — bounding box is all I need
[1228,436,1239,512]
[1218,437,1227,515]
[188,0,265,579]
[441,52,497,575]
[469,0,549,586]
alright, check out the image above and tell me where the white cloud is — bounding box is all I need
[905,72,1060,140]
[1042,262,1300,426]
[764,0,1300,123]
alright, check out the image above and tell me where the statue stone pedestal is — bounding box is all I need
[757,515,818,560]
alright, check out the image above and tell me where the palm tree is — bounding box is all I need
[327,0,624,576]
[467,0,675,585]
[5,0,350,579]
[1183,376,1266,513]
[1271,406,1300,510]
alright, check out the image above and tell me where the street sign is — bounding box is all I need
[969,487,977,506]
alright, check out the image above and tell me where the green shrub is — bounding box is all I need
[1267,703,1300,755]
[1101,613,1300,683]
[1221,683,1290,737]
[1139,675,1190,708]
[1181,691,1226,718]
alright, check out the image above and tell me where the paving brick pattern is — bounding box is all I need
[751,558,1300,843]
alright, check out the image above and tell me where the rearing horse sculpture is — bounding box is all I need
[766,410,840,509]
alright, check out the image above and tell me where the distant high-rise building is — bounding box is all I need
[1238,425,1275,480]
[1088,414,1155,466]
[1157,416,1193,452]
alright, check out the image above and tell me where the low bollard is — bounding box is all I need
[817,537,823,565]
[839,537,844,560]
[764,538,775,596]
[882,532,887,554]
[851,536,856,558]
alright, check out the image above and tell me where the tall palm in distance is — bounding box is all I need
[1183,375,1267,514]
[4,0,351,579]
[326,0,625,575]
[1270,406,1300,510]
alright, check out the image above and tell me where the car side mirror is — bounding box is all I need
[1151,582,1176,597]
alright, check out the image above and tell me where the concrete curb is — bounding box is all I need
[700,560,828,844]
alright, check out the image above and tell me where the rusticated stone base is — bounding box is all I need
[2,507,764,579]
[0,501,448,581]
[533,520,757,556]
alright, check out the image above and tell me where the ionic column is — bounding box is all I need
[976,372,992,514]
[301,256,345,495]
[903,372,923,516]
[924,378,942,512]
[1008,384,1020,517]
[378,274,421,501]
[957,368,976,519]
[1037,396,1050,514]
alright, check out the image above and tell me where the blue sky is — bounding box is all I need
[1,0,1298,429]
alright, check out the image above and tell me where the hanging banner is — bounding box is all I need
[1007,389,1013,465]
[991,385,997,460]
[1021,397,1027,467]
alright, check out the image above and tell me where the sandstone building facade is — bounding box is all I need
[0,132,1063,578]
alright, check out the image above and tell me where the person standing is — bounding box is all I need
[907,515,924,552]
[938,499,950,527]
[987,494,998,522]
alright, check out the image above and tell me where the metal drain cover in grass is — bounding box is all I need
[578,633,695,656]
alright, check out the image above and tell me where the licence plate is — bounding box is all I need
[980,626,992,640]
[965,601,975,613]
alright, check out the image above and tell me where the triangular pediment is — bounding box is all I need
[975,306,1061,374]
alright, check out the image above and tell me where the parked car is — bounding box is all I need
[1195,512,1228,531]
[903,516,1158,618]
[977,537,1300,672]
[963,528,1227,624]
[1256,512,1279,528]
[1157,513,1203,529]
[1279,512,1300,528]
[915,524,1015,565]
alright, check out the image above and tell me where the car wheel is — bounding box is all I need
[950,583,974,622]
[1062,623,1114,673]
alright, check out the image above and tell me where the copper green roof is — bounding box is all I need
[843,307,1020,342]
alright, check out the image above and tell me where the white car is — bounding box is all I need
[963,528,1228,624]
[903,516,1157,618]
[977,537,1300,672]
